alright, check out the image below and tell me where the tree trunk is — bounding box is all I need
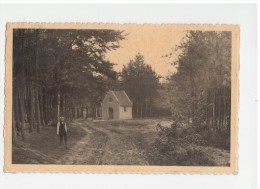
[74,104,77,119]
[212,93,216,131]
[145,101,147,117]
[29,87,35,133]
[62,94,66,117]
[149,103,152,117]
[40,93,46,125]
[136,103,139,118]
[18,92,26,140]
[57,93,61,123]
[19,30,26,140]
[14,88,20,134]
[35,87,41,132]
[35,29,41,132]
[12,102,17,145]
[43,94,48,124]
[140,102,143,118]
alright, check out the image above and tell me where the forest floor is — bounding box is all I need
[12,119,230,166]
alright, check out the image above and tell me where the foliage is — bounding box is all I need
[12,29,125,140]
[166,31,232,135]
[120,53,160,117]
[153,84,172,117]
[38,29,125,103]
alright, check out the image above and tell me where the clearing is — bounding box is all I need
[12,119,230,166]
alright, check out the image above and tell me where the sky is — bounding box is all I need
[105,25,187,78]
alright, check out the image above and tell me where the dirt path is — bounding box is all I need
[87,123,149,165]
[55,123,113,165]
[55,120,230,166]
[55,121,149,165]
[13,119,230,166]
[55,126,92,164]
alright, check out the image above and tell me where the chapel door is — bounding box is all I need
[108,107,114,119]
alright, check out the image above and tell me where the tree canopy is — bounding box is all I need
[13,29,125,140]
[120,53,161,117]
[166,31,231,133]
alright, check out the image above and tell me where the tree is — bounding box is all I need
[166,31,231,133]
[12,29,125,141]
[120,53,160,118]
[153,83,172,117]
[38,29,124,122]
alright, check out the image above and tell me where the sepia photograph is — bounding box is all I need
[4,23,239,173]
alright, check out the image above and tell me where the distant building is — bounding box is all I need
[101,90,133,120]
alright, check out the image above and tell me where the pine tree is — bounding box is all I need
[166,31,231,133]
[120,53,160,118]
[12,29,125,141]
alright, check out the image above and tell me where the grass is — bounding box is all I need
[12,122,86,164]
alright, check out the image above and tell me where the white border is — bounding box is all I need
[257,3,259,189]
[0,2,258,189]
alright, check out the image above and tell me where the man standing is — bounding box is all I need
[57,116,68,149]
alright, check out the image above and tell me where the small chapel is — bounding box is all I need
[101,90,133,120]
